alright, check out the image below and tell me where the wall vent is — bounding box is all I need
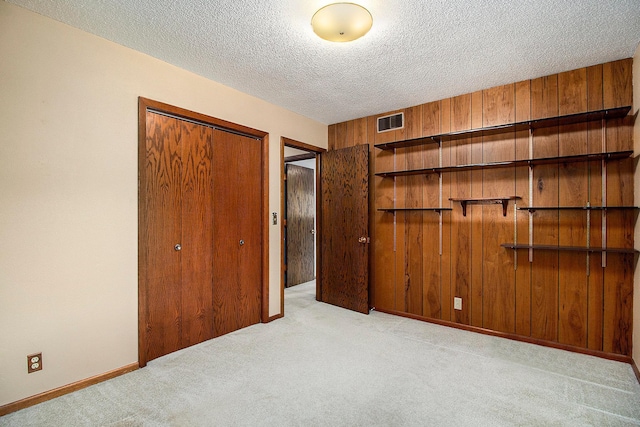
[377,112,404,133]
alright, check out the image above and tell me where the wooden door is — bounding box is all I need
[140,112,214,363]
[212,129,262,336]
[286,164,315,287]
[180,120,215,347]
[320,145,370,314]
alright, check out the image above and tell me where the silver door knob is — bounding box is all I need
[239,240,245,246]
[358,237,370,244]
[310,229,316,234]
[174,244,181,251]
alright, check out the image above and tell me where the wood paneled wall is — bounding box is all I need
[328,59,634,357]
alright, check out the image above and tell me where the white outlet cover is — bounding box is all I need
[454,297,462,310]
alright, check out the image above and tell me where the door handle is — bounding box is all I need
[174,244,182,251]
[358,237,370,244]
[239,240,245,246]
[310,229,316,234]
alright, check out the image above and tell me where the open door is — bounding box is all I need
[319,144,369,314]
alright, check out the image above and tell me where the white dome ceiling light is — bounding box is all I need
[311,3,373,42]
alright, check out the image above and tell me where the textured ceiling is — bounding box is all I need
[7,0,640,124]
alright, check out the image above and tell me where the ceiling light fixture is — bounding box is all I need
[311,3,373,43]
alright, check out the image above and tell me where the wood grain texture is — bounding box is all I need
[421,101,443,318]
[337,58,633,357]
[213,130,262,336]
[327,124,336,151]
[373,115,396,311]
[586,64,605,351]
[401,106,424,315]
[451,94,472,324]
[180,120,214,348]
[139,98,267,367]
[481,85,516,333]
[440,99,452,321]
[235,132,263,330]
[530,75,560,341]
[394,114,408,313]
[557,69,588,348]
[286,164,315,286]
[321,144,370,314]
[470,91,484,328]
[143,112,184,362]
[333,122,348,150]
[514,80,531,336]
[603,59,632,109]
[603,156,634,355]
[602,59,633,355]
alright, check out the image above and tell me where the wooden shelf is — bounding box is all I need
[501,243,638,254]
[378,207,452,213]
[450,197,521,217]
[375,150,633,178]
[374,106,631,151]
[519,206,639,212]
[375,136,439,151]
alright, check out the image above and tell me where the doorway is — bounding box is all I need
[280,137,325,315]
[280,139,370,317]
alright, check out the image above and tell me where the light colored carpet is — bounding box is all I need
[2,280,640,426]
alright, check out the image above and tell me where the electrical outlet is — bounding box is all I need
[454,297,462,311]
[27,353,42,373]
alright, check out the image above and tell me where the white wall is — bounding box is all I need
[0,2,326,406]
[633,44,639,366]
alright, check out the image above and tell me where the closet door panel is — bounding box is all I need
[143,112,183,362]
[212,130,262,336]
[236,135,262,329]
[180,121,215,346]
[212,130,241,337]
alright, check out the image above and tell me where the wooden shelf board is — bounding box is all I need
[518,206,639,212]
[375,150,633,178]
[375,136,439,151]
[450,196,521,217]
[501,243,638,254]
[378,207,452,212]
[374,106,631,151]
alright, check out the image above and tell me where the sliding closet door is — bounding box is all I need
[212,129,262,336]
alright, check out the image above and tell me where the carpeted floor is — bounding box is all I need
[2,280,640,426]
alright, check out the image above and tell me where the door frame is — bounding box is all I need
[280,137,326,317]
[138,97,269,367]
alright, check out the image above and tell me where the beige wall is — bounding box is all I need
[0,2,326,406]
[634,44,639,365]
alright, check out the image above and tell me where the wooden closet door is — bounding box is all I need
[180,121,214,347]
[212,130,262,336]
[142,112,184,362]
[141,112,215,363]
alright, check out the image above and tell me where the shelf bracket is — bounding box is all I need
[500,200,509,217]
